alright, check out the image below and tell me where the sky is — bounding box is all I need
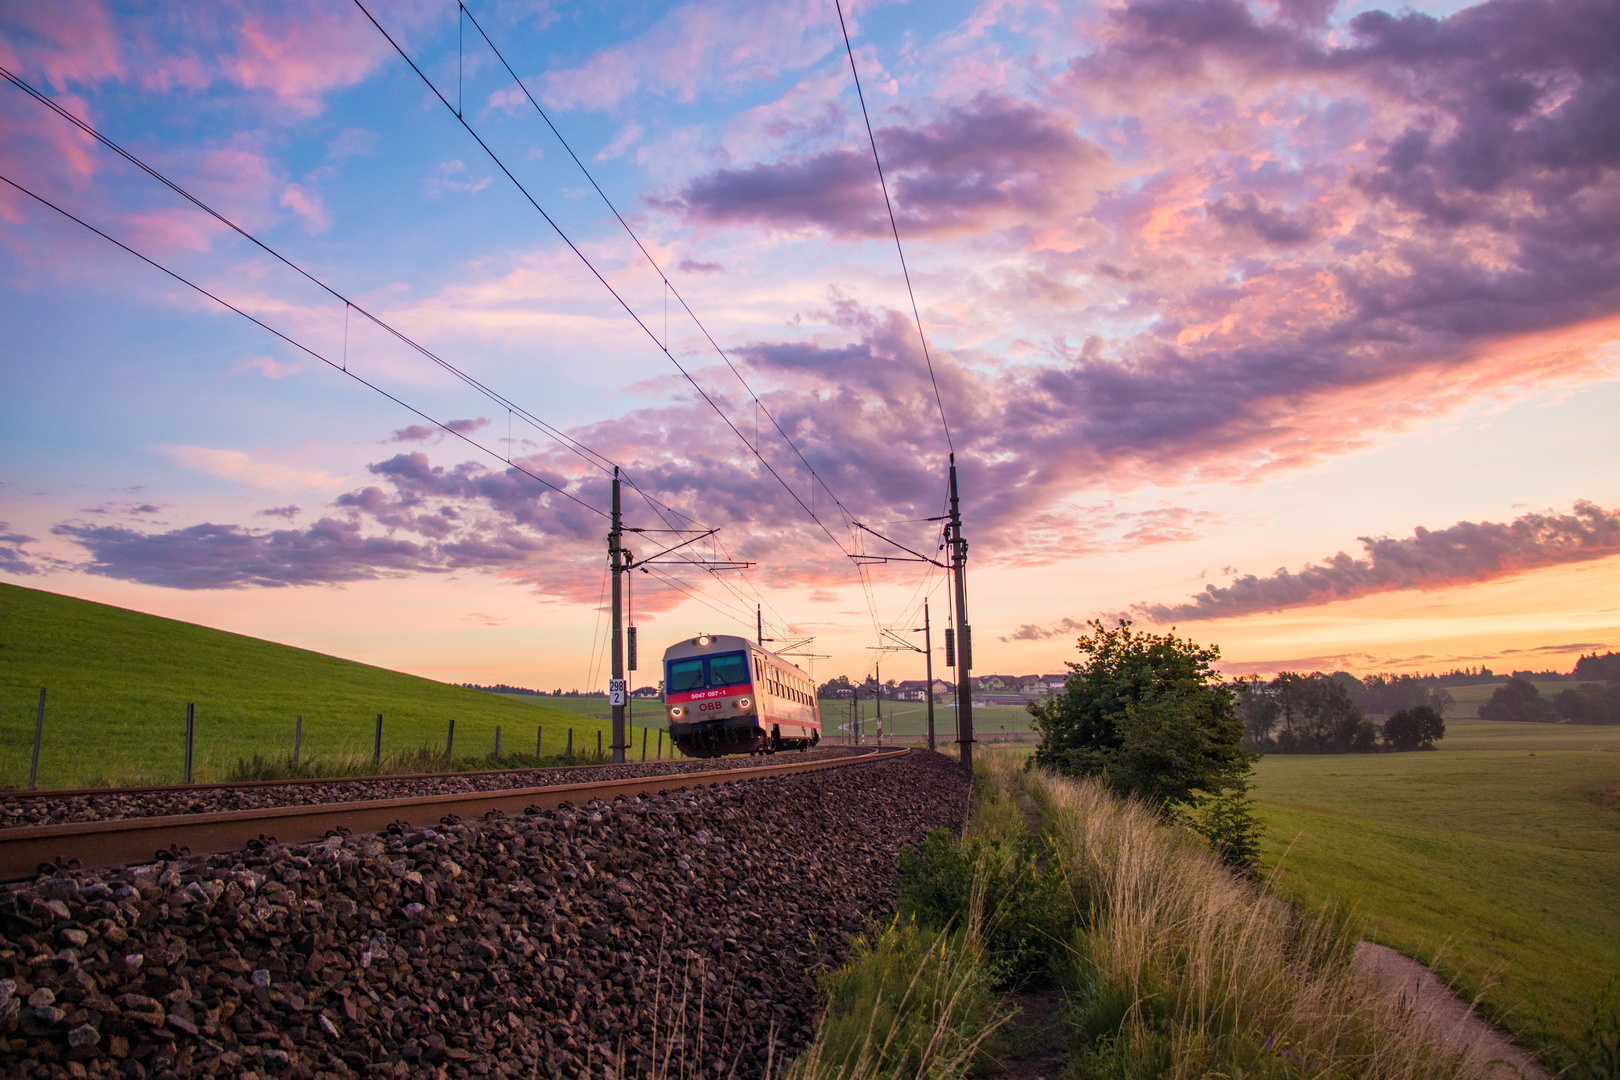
[2,0,1618,692]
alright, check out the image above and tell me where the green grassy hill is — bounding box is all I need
[0,582,648,789]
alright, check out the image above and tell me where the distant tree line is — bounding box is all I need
[1479,674,1620,724]
[1235,673,1444,753]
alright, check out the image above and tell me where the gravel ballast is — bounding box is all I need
[0,750,866,830]
[0,749,969,1080]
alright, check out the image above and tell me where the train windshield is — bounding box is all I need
[708,651,750,688]
[668,658,705,692]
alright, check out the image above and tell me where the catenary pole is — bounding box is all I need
[950,455,974,773]
[610,468,627,764]
[875,661,882,746]
[924,601,936,752]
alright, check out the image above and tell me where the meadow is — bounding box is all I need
[1251,718,1620,1065]
[817,698,1038,743]
[0,582,630,789]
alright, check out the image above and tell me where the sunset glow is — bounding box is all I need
[2,0,1617,687]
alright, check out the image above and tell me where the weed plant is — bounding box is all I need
[790,919,1007,1080]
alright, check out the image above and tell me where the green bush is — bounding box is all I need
[897,828,1074,988]
[1178,785,1266,875]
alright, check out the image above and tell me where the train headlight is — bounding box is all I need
[737,697,752,710]
[697,635,711,646]
[670,706,685,718]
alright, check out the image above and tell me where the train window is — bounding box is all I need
[709,651,749,687]
[669,658,704,692]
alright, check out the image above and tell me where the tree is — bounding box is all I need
[1235,676,1281,748]
[1553,684,1620,724]
[1264,672,1377,753]
[818,675,855,699]
[1478,676,1558,723]
[1029,621,1254,807]
[1382,704,1445,750]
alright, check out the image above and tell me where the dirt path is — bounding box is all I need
[1353,942,1552,1079]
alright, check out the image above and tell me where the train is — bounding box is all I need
[662,633,821,757]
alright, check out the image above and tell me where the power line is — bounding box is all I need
[833,0,954,454]
[2,61,757,589]
[354,0,866,571]
[0,170,607,520]
[456,3,866,544]
[0,63,627,487]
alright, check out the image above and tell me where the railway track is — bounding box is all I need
[0,747,903,882]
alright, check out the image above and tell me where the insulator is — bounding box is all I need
[944,627,956,668]
[627,626,638,671]
[961,624,973,670]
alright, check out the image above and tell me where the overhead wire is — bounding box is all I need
[362,0,890,649]
[458,2,866,542]
[3,61,776,633]
[0,63,632,490]
[834,0,954,454]
[0,170,607,520]
[354,0,864,577]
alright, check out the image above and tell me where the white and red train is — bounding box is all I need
[662,633,821,757]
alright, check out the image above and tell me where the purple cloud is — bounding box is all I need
[1134,500,1620,622]
[256,505,301,520]
[389,424,436,442]
[389,418,489,443]
[677,258,725,274]
[675,93,1107,238]
[0,524,44,576]
[52,519,438,590]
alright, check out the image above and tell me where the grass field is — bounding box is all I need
[818,699,1037,742]
[0,582,639,789]
[1250,718,1620,1066]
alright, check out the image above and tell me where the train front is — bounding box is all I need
[662,634,765,757]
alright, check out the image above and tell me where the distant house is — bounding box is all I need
[631,685,662,699]
[894,679,954,701]
[1041,673,1069,693]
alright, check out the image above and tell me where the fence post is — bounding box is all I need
[537,725,543,757]
[294,715,303,766]
[642,727,647,761]
[494,725,501,760]
[374,714,383,768]
[597,731,602,758]
[566,729,573,757]
[656,729,663,760]
[28,687,45,791]
[446,718,455,761]
[184,703,195,785]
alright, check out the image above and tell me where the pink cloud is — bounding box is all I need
[278,182,330,232]
[0,3,125,91]
[536,0,847,113]
[234,356,301,380]
[229,6,397,115]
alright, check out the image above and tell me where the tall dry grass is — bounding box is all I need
[1019,753,1511,1079]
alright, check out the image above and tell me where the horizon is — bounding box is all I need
[3,0,1617,691]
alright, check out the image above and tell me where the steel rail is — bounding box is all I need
[0,748,906,882]
[0,749,867,802]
